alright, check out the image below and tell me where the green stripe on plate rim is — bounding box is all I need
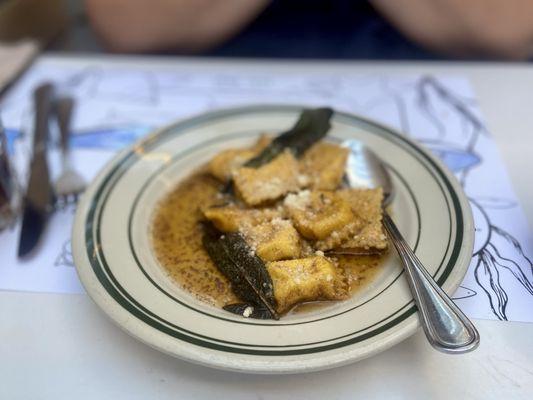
[83,105,464,355]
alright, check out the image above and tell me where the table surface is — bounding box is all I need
[1,55,532,400]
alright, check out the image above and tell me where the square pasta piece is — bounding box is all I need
[337,188,388,251]
[233,150,301,206]
[284,190,356,240]
[203,205,280,232]
[207,135,271,182]
[300,142,349,190]
[240,218,302,262]
[267,256,348,313]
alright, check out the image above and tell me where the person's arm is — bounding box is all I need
[371,0,533,59]
[85,0,269,53]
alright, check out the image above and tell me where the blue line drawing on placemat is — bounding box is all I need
[70,126,152,150]
[412,76,532,320]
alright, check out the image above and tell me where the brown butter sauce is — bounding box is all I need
[151,170,385,314]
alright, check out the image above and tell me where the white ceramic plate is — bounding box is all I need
[72,105,474,374]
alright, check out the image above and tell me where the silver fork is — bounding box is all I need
[54,97,86,207]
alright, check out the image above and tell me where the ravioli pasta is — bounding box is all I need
[151,108,388,319]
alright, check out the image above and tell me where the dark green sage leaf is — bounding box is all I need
[244,107,333,168]
[202,223,279,320]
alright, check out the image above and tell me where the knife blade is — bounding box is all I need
[18,83,55,258]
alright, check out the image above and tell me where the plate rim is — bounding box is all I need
[72,104,474,373]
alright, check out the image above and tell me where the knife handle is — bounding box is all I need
[32,83,54,153]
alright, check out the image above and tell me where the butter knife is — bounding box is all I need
[17,83,55,257]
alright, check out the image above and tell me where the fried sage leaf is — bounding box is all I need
[244,107,333,168]
[202,223,279,320]
[221,107,333,194]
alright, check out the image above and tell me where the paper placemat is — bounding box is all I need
[0,57,531,322]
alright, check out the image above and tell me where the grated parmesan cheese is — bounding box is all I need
[242,306,254,318]
[283,190,311,210]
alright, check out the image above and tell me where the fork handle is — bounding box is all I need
[55,97,74,155]
[382,212,480,353]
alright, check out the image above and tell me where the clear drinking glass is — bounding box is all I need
[0,119,19,231]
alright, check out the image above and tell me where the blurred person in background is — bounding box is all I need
[85,0,533,60]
